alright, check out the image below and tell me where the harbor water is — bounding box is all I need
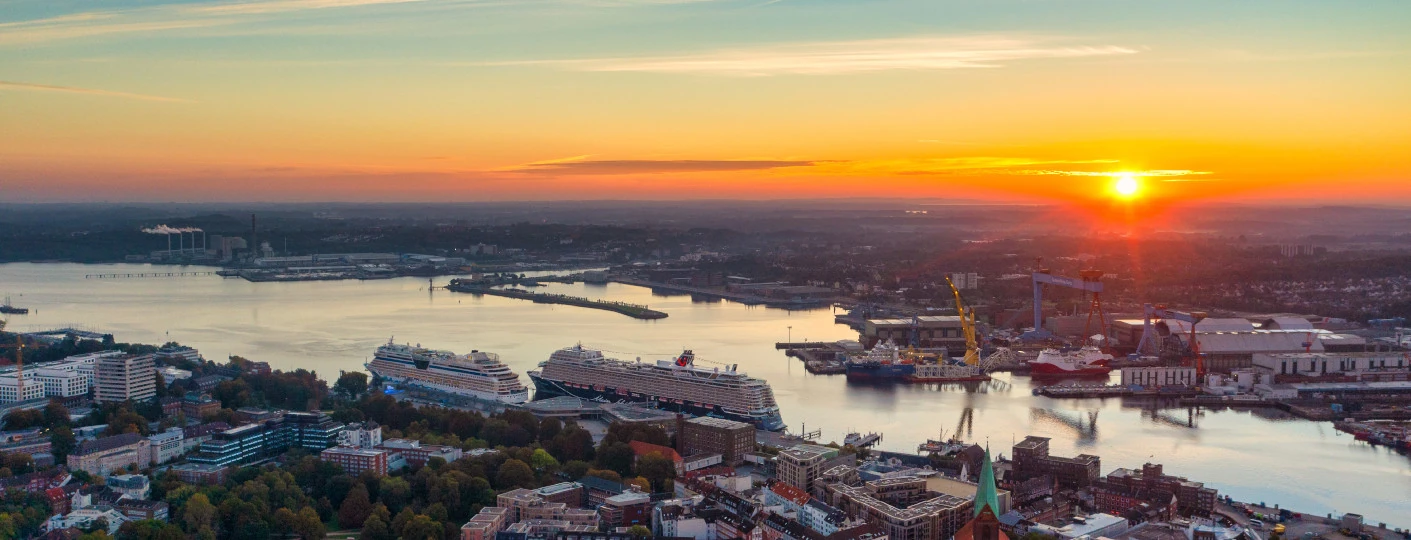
[1,263,1408,525]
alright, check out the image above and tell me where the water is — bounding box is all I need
[2,263,1408,525]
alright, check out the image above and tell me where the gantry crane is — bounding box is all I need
[1018,262,1106,342]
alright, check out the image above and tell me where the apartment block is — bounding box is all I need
[679,416,755,466]
[94,354,157,403]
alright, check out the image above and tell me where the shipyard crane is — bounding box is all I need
[945,276,980,366]
[1135,303,1209,376]
[1018,264,1106,342]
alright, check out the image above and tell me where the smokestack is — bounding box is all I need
[251,213,258,260]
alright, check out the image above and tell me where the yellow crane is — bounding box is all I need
[945,276,980,366]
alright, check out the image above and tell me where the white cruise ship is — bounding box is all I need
[367,340,529,403]
[527,344,784,431]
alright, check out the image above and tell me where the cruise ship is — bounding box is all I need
[367,340,529,403]
[528,345,785,431]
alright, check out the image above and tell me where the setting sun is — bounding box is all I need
[1114,174,1141,199]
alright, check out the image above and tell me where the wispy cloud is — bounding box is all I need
[484,35,1137,75]
[0,0,440,44]
[0,80,193,102]
[506,157,818,174]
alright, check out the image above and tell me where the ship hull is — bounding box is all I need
[1027,362,1112,376]
[529,373,785,431]
[369,367,529,404]
[845,364,915,381]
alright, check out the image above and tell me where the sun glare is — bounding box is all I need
[1114,174,1140,199]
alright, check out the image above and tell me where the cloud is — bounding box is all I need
[506,157,818,174]
[485,35,1137,76]
[0,80,193,102]
[0,0,440,44]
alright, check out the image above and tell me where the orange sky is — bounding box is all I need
[2,0,1409,204]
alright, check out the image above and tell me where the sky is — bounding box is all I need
[2,0,1409,204]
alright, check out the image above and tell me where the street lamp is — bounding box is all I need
[788,326,792,343]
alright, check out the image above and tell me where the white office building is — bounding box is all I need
[149,428,186,465]
[32,368,89,397]
[0,375,46,403]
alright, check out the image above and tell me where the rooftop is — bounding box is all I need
[687,416,754,430]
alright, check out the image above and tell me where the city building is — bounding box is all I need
[778,445,857,497]
[169,463,227,485]
[320,446,390,476]
[378,438,462,468]
[182,393,221,420]
[190,412,344,466]
[94,353,157,403]
[158,366,192,382]
[115,499,170,522]
[1028,513,1129,540]
[67,433,151,475]
[148,428,185,465]
[764,481,852,536]
[825,475,973,540]
[106,474,150,500]
[653,498,710,540]
[31,368,89,398]
[1094,464,1217,518]
[599,491,652,528]
[679,416,755,466]
[0,374,46,403]
[339,421,383,448]
[462,507,511,540]
[155,345,202,364]
[1010,437,1099,489]
[47,508,127,535]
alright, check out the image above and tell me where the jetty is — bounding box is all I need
[446,280,667,320]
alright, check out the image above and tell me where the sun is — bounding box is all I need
[1113,174,1141,199]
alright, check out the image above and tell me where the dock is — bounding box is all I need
[1035,385,1201,399]
[85,271,217,278]
[779,341,854,375]
[446,281,667,320]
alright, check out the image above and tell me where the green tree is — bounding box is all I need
[399,515,442,540]
[361,514,394,540]
[182,493,216,533]
[563,460,591,480]
[595,442,635,477]
[294,507,326,540]
[391,508,416,536]
[272,508,297,537]
[338,484,373,529]
[530,448,560,472]
[495,459,535,489]
[334,371,369,400]
[378,477,411,513]
[636,453,677,492]
[627,525,652,537]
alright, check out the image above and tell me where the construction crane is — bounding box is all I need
[945,275,980,366]
[1018,263,1106,342]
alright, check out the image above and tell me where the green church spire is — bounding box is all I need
[974,448,999,517]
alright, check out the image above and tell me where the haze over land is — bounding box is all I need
[3,0,1409,203]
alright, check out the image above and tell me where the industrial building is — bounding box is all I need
[863,316,965,349]
[1253,352,1410,379]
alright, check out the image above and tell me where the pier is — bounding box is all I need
[446,281,667,320]
[85,271,217,279]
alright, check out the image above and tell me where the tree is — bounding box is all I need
[182,493,216,533]
[563,460,591,480]
[338,484,374,529]
[294,507,326,540]
[595,442,635,477]
[378,477,411,513]
[399,515,442,540]
[361,514,394,540]
[636,453,677,492]
[43,401,71,428]
[334,371,369,400]
[627,525,653,537]
[272,508,297,536]
[495,459,535,489]
[530,448,559,472]
[627,476,651,493]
